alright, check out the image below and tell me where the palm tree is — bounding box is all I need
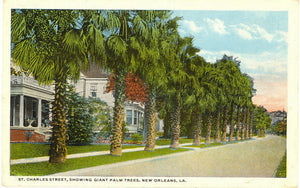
[104,10,135,156]
[11,10,106,162]
[241,108,247,140]
[167,36,199,149]
[254,106,271,137]
[185,55,217,145]
[215,56,241,142]
[133,10,175,151]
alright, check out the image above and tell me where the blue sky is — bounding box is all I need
[172,10,288,111]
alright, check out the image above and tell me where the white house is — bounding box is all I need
[10,63,150,142]
[73,63,146,134]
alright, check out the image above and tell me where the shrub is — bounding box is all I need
[131,133,143,143]
[66,86,95,145]
[66,85,113,146]
[156,131,164,138]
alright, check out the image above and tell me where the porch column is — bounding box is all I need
[12,96,16,125]
[49,103,53,123]
[37,98,42,127]
[19,95,24,127]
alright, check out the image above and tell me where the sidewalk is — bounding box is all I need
[10,143,193,165]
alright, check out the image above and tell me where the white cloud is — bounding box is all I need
[253,25,274,42]
[234,27,253,40]
[204,18,228,35]
[181,20,203,33]
[274,31,288,43]
[230,23,287,43]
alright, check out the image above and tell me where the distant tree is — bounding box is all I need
[254,106,272,137]
[274,118,287,136]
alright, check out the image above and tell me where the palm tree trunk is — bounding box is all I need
[221,105,228,142]
[214,106,221,143]
[241,108,247,140]
[229,103,235,142]
[250,111,253,138]
[163,110,171,138]
[246,108,250,139]
[193,112,202,145]
[236,106,241,140]
[110,70,126,156]
[144,89,157,151]
[205,110,213,144]
[49,72,67,163]
[170,96,181,149]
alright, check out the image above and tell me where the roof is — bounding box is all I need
[81,63,109,78]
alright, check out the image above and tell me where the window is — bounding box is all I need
[32,101,37,119]
[126,110,132,125]
[91,85,97,97]
[134,110,138,125]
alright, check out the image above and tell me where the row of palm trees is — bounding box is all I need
[11,9,262,163]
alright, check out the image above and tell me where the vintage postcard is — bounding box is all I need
[1,0,299,187]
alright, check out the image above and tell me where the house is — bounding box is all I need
[10,64,53,142]
[10,63,148,142]
[73,64,146,135]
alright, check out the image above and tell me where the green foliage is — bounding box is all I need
[66,85,111,145]
[272,118,287,136]
[254,106,272,131]
[156,132,164,138]
[131,133,143,143]
[11,148,189,176]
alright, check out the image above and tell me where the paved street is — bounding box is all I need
[52,135,286,177]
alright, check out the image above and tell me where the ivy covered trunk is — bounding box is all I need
[246,108,250,139]
[193,112,202,145]
[205,111,213,144]
[170,96,181,149]
[236,106,241,140]
[229,103,235,142]
[49,71,67,163]
[110,70,126,156]
[144,89,157,151]
[221,105,228,142]
[241,108,247,140]
[214,106,221,143]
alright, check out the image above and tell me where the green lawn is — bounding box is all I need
[155,138,196,145]
[11,148,189,176]
[11,143,141,160]
[275,152,286,177]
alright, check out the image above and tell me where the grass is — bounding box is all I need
[275,152,286,177]
[155,138,196,145]
[11,143,141,160]
[10,148,190,176]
